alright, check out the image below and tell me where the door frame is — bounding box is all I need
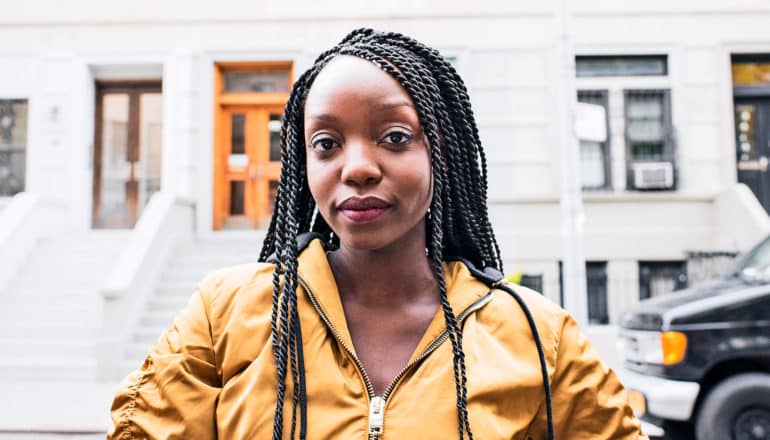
[734,96,770,212]
[212,61,292,230]
[92,80,162,228]
[731,53,770,213]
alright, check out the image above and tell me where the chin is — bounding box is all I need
[333,227,396,252]
[337,234,389,251]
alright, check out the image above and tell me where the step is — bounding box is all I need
[0,360,97,382]
[5,277,105,291]
[124,342,155,364]
[146,296,190,313]
[161,271,224,284]
[0,323,99,340]
[0,302,101,319]
[139,311,177,328]
[119,360,144,378]
[0,434,106,439]
[132,326,168,344]
[175,245,262,257]
[167,255,253,269]
[0,287,100,299]
[154,285,195,298]
[0,340,94,361]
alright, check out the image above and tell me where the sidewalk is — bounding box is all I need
[0,382,116,434]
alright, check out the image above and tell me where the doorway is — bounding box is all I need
[733,55,770,214]
[92,81,162,228]
[213,62,292,230]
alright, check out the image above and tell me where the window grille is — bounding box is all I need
[624,89,677,190]
[639,261,688,300]
[559,261,610,325]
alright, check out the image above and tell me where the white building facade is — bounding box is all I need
[2,0,770,339]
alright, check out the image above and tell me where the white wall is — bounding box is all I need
[2,0,770,320]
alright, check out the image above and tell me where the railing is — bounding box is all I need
[0,193,66,291]
[97,192,195,381]
[714,183,770,251]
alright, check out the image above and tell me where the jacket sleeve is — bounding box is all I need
[108,275,221,440]
[531,313,649,439]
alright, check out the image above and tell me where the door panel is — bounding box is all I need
[93,84,162,229]
[735,98,770,213]
[216,106,283,229]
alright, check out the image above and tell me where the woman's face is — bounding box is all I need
[304,55,432,251]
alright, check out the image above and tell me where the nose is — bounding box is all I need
[340,141,382,186]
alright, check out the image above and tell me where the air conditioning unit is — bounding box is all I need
[632,162,674,189]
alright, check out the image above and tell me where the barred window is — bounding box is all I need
[0,99,28,196]
[624,89,676,190]
[639,261,688,300]
[559,261,610,325]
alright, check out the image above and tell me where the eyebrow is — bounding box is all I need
[371,100,414,112]
[306,100,415,121]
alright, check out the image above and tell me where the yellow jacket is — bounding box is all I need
[109,238,647,439]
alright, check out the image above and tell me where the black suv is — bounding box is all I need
[619,237,770,440]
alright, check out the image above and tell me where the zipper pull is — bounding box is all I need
[368,396,385,437]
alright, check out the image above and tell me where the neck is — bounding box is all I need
[329,224,439,308]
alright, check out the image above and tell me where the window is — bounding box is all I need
[625,89,676,190]
[576,55,668,78]
[578,90,611,190]
[223,69,291,93]
[559,261,609,325]
[732,55,770,87]
[520,273,543,293]
[0,99,28,196]
[586,262,609,325]
[638,261,688,300]
[575,54,676,191]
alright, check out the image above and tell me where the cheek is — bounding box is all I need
[408,153,433,210]
[305,158,330,209]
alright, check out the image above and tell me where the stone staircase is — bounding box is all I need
[121,232,265,375]
[0,230,130,382]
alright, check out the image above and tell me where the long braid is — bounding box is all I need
[258,28,505,439]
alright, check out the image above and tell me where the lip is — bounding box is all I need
[337,196,392,224]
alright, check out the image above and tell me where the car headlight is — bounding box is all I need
[661,331,688,365]
[618,329,687,366]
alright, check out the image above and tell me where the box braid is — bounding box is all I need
[258,28,503,440]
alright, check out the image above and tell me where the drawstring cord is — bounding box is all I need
[495,283,555,440]
[292,309,308,440]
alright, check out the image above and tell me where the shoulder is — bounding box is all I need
[477,282,574,370]
[195,262,277,339]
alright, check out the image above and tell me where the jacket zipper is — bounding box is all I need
[297,274,492,439]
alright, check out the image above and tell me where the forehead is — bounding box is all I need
[304,55,414,115]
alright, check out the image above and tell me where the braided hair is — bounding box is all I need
[258,28,503,440]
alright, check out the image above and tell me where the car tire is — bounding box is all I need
[695,372,770,440]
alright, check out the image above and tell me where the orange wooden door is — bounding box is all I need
[214,105,283,229]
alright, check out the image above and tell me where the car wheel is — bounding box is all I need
[695,372,770,440]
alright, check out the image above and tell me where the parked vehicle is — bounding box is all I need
[619,236,770,440]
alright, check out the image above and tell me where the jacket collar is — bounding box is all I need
[295,238,491,361]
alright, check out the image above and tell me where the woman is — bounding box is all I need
[109,29,647,439]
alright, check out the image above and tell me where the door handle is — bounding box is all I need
[737,156,769,172]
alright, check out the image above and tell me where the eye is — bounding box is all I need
[381,130,413,146]
[310,137,339,151]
